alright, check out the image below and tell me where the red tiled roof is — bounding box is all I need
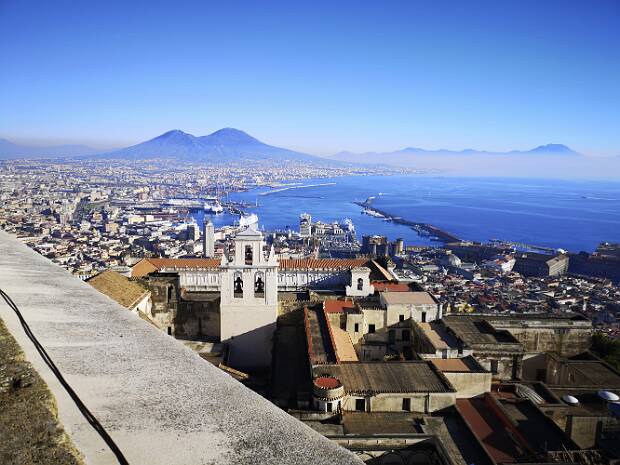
[324,300,356,313]
[147,258,221,269]
[371,281,410,292]
[314,376,342,389]
[134,257,368,276]
[279,258,368,270]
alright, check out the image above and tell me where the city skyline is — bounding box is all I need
[1,0,619,156]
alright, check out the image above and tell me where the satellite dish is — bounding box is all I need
[562,395,579,405]
[597,390,620,402]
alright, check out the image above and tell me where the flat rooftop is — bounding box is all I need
[443,315,521,347]
[313,361,455,395]
[561,360,620,387]
[0,231,360,465]
[431,356,486,373]
[381,291,436,305]
[418,321,460,350]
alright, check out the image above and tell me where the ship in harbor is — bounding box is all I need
[362,207,384,218]
[342,218,355,233]
[204,199,224,214]
[238,213,259,228]
[164,198,203,209]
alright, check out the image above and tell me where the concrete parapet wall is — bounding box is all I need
[0,230,361,465]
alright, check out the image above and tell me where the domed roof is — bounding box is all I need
[561,395,579,405]
[314,376,342,390]
[598,390,619,402]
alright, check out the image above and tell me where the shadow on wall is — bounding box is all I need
[225,321,277,371]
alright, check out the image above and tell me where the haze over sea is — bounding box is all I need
[193,175,620,253]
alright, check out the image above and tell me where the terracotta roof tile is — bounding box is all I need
[324,300,356,313]
[372,282,410,292]
[279,258,369,270]
[132,257,369,277]
[87,269,149,309]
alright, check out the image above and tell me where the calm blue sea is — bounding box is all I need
[192,175,620,253]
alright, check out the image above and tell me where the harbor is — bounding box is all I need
[354,200,461,243]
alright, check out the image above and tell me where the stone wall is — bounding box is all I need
[144,273,220,340]
[488,317,592,357]
[341,392,455,413]
[440,371,491,398]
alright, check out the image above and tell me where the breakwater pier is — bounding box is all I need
[354,201,461,243]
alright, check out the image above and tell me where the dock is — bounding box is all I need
[354,201,461,243]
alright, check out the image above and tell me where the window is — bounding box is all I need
[340,321,346,330]
[244,245,253,265]
[167,286,173,302]
[491,359,499,374]
[357,277,364,291]
[233,274,243,297]
[354,323,359,332]
[399,314,405,322]
[402,398,411,411]
[254,273,265,296]
[326,402,332,413]
[421,311,427,323]
[368,324,376,334]
[167,326,172,336]
[355,398,366,412]
[402,330,410,341]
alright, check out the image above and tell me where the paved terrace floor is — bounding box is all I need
[0,231,361,465]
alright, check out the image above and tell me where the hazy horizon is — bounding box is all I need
[3,129,619,159]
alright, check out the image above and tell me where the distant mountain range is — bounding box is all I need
[0,138,100,159]
[94,128,323,163]
[0,130,592,175]
[329,143,583,163]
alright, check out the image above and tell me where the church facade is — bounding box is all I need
[131,225,378,368]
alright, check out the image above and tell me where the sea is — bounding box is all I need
[191,175,620,253]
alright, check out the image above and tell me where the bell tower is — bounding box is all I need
[219,224,278,369]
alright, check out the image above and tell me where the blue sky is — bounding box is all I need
[1,0,618,155]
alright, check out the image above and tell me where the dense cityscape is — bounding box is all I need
[2,2,620,464]
[2,155,620,464]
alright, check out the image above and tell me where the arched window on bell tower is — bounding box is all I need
[233,272,243,298]
[254,271,265,297]
[245,244,253,265]
[357,277,364,291]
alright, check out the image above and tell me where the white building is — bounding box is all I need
[380,291,443,324]
[219,225,279,368]
[203,219,215,258]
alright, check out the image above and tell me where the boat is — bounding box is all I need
[238,213,259,228]
[204,200,224,214]
[341,218,355,232]
[362,208,384,218]
[164,198,203,209]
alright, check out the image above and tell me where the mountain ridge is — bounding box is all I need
[0,138,101,159]
[94,128,322,162]
[329,143,582,160]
